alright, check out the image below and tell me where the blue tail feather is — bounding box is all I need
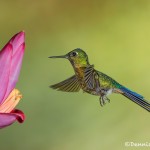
[120,86,150,112]
[120,86,144,99]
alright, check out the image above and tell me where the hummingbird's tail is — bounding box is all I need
[120,86,150,112]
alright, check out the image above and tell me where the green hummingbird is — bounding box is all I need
[49,48,150,112]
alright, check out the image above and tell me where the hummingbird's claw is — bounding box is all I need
[99,96,110,107]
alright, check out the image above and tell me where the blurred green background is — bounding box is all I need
[0,0,150,150]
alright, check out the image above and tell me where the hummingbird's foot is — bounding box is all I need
[99,96,110,106]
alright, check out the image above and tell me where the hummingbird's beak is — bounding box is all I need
[48,54,68,59]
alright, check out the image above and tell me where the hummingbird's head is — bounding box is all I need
[49,48,90,67]
[67,48,90,67]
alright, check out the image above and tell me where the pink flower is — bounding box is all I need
[0,31,25,129]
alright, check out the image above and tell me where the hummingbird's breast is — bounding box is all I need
[74,67,85,81]
[74,67,88,89]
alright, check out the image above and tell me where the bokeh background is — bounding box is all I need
[0,0,150,150]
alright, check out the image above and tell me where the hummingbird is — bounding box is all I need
[49,48,150,112]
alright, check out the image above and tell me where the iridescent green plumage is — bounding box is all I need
[49,48,150,112]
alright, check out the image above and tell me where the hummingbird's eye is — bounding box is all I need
[71,52,77,57]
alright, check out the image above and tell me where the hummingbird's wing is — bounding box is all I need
[84,65,96,89]
[50,75,81,92]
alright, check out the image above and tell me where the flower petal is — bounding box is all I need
[4,43,25,100]
[11,109,25,123]
[9,31,25,55]
[3,31,25,100]
[0,109,25,129]
[0,44,13,104]
[0,113,17,128]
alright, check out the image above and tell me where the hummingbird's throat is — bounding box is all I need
[70,58,89,68]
